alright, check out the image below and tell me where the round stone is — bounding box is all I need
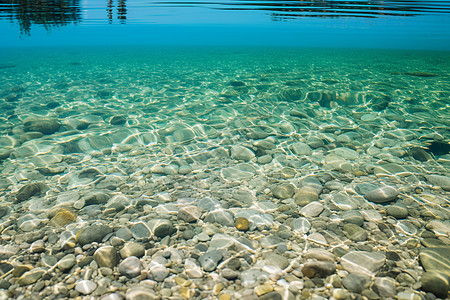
[57,254,76,272]
[76,224,112,246]
[365,186,399,203]
[420,272,449,299]
[199,250,223,272]
[94,246,119,268]
[272,183,295,199]
[118,256,142,278]
[231,145,255,161]
[386,203,408,219]
[343,223,367,242]
[148,219,175,238]
[235,217,250,231]
[49,211,77,227]
[120,242,145,259]
[75,280,97,295]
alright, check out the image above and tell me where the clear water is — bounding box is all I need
[1,1,450,300]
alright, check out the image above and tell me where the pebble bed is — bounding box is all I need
[0,47,449,300]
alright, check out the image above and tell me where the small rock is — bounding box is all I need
[343,223,367,242]
[49,210,77,227]
[341,251,386,276]
[365,186,399,203]
[118,256,142,278]
[119,242,145,258]
[18,268,46,286]
[57,254,76,272]
[75,280,97,295]
[222,268,239,280]
[148,219,175,238]
[76,224,112,246]
[262,253,289,270]
[235,217,250,231]
[110,115,127,125]
[30,240,45,253]
[425,174,450,191]
[126,287,157,300]
[231,145,255,161]
[94,246,119,268]
[341,210,364,226]
[342,273,371,293]
[294,186,319,206]
[419,246,450,276]
[302,260,336,278]
[420,271,449,298]
[290,142,312,156]
[386,203,408,219]
[16,182,48,202]
[272,183,295,199]
[300,201,324,217]
[373,277,396,298]
[254,284,273,296]
[199,250,223,272]
[24,117,61,135]
[178,205,202,223]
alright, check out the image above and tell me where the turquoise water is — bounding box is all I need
[1,2,450,300]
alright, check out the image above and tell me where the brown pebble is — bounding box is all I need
[235,217,250,231]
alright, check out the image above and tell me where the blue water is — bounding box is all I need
[1,0,450,49]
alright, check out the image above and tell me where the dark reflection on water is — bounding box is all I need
[1,0,450,35]
[0,0,82,35]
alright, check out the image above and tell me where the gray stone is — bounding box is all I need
[231,145,255,161]
[126,287,157,300]
[332,147,359,160]
[199,250,223,272]
[386,203,408,219]
[300,201,324,217]
[24,117,61,135]
[420,271,449,298]
[426,174,450,191]
[342,273,371,293]
[75,280,97,295]
[419,246,450,277]
[355,183,378,195]
[77,224,112,246]
[341,251,386,276]
[272,183,295,199]
[100,293,124,300]
[343,223,367,242]
[204,209,234,226]
[178,205,203,223]
[118,256,142,278]
[222,268,239,280]
[82,192,110,205]
[365,186,399,203]
[130,222,151,239]
[18,268,46,286]
[57,254,76,272]
[16,182,48,202]
[292,217,311,234]
[304,249,335,262]
[373,277,396,298]
[262,253,289,270]
[94,246,119,268]
[290,142,312,156]
[302,260,336,278]
[120,242,145,258]
[341,210,364,226]
[148,219,175,238]
[294,186,319,206]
